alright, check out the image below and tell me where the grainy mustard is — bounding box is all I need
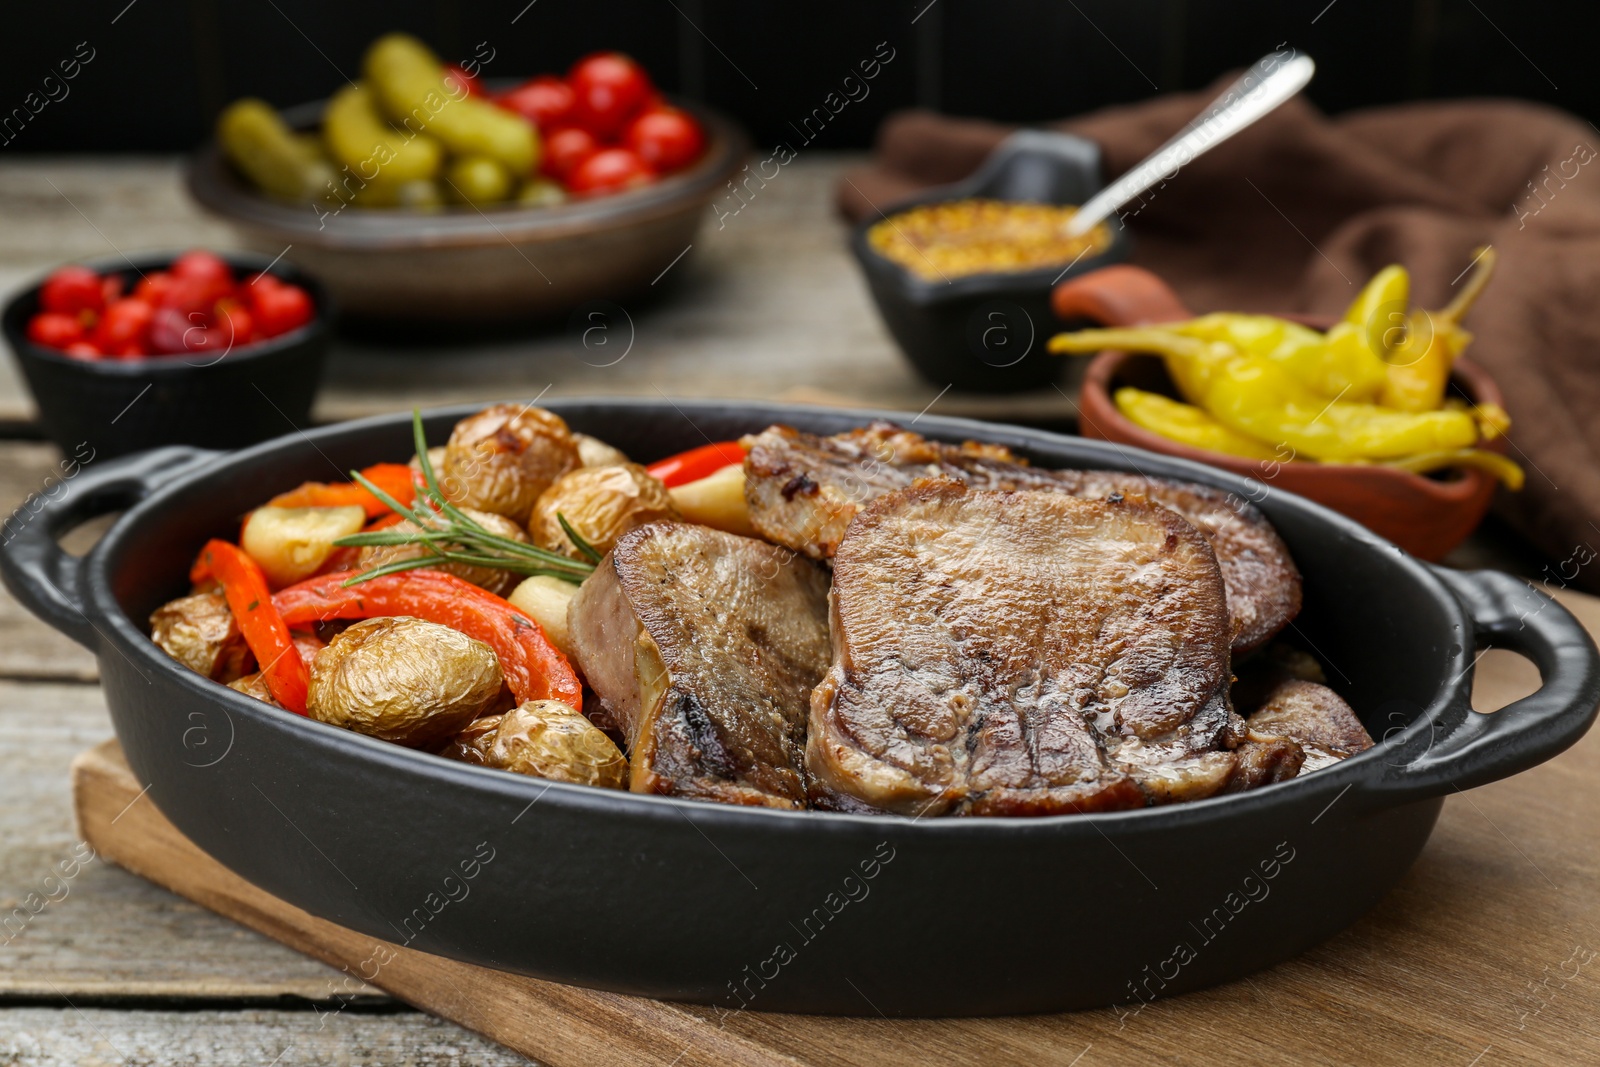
[867,199,1112,281]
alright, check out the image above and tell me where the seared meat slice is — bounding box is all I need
[807,481,1235,817]
[1244,679,1374,773]
[567,523,832,808]
[743,422,1300,653]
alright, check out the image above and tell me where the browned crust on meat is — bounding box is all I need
[807,481,1235,817]
[568,523,832,808]
[743,422,1301,653]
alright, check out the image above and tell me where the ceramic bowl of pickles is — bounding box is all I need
[186,34,747,325]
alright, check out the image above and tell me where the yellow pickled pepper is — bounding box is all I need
[1381,248,1495,412]
[1112,388,1277,460]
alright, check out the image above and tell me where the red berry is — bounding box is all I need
[39,266,106,317]
[63,341,103,360]
[27,312,86,349]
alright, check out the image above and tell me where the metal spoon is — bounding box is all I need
[1063,48,1316,237]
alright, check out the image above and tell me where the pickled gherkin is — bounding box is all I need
[217,98,335,202]
[364,33,538,177]
[445,155,513,205]
[350,178,445,210]
[323,82,443,184]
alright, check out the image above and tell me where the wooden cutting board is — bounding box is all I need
[73,588,1600,1067]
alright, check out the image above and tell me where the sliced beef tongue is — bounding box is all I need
[568,523,832,808]
[743,422,1301,653]
[1244,679,1375,773]
[806,481,1238,817]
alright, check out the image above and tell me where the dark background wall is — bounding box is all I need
[0,0,1589,155]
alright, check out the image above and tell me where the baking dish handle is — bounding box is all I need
[1366,567,1600,803]
[0,446,221,651]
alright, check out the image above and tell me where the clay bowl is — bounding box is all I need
[186,98,748,325]
[1061,265,1506,561]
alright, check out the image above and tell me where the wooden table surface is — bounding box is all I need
[0,155,1587,1065]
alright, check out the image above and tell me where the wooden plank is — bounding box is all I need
[68,587,1600,1066]
[0,1007,532,1066]
[73,740,805,1067]
[0,156,1080,431]
[0,679,378,1001]
[0,441,102,682]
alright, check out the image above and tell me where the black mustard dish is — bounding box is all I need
[850,130,1133,393]
[2,400,1596,1017]
[2,251,329,459]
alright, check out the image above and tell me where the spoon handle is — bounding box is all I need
[1064,49,1316,237]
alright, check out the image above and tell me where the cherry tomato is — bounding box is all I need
[249,282,313,338]
[63,341,103,360]
[567,52,652,139]
[26,311,85,349]
[623,106,705,173]
[39,266,106,317]
[113,342,148,359]
[443,64,483,98]
[133,271,177,305]
[499,75,574,131]
[93,298,155,352]
[102,274,125,306]
[171,250,234,287]
[244,271,283,290]
[148,307,199,354]
[541,126,600,181]
[216,301,256,345]
[566,147,654,195]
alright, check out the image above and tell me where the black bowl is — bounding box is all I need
[850,130,1133,394]
[2,251,329,459]
[2,400,1597,1017]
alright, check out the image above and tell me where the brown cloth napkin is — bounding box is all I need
[839,90,1600,587]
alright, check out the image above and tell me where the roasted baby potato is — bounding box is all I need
[307,617,503,748]
[486,700,627,788]
[441,404,581,524]
[357,506,530,596]
[150,592,253,682]
[506,575,577,655]
[242,504,367,588]
[574,433,629,468]
[528,463,679,560]
[439,713,502,764]
[228,632,327,708]
[669,463,756,537]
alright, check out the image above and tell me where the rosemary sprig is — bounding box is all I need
[331,408,597,588]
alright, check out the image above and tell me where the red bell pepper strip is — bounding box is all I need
[644,441,746,488]
[272,570,582,711]
[194,539,309,714]
[267,463,417,518]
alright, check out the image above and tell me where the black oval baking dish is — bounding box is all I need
[850,130,1133,394]
[2,400,1595,1017]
